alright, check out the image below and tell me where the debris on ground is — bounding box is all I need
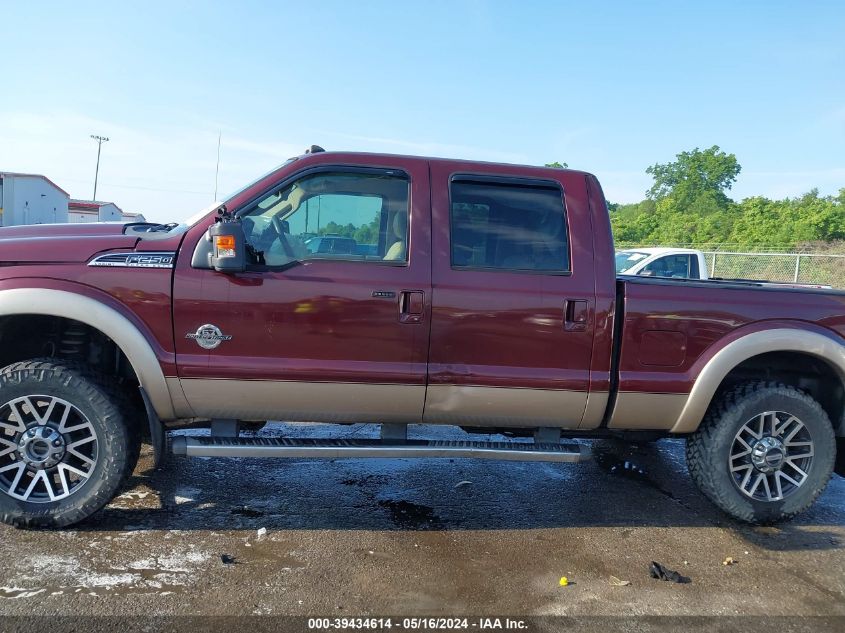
[558,576,569,587]
[609,575,631,586]
[454,480,473,489]
[723,557,736,566]
[256,527,268,539]
[649,561,691,584]
[220,553,237,565]
[231,505,265,518]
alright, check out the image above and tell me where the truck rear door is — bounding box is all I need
[425,162,598,428]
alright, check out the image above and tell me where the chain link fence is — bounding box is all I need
[616,244,845,288]
[704,251,845,287]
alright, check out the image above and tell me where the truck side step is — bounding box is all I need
[170,436,590,463]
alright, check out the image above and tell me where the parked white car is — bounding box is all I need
[615,247,709,279]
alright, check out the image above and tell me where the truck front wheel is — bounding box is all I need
[687,381,836,524]
[0,359,140,528]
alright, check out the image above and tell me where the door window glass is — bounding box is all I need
[241,171,409,266]
[450,180,569,272]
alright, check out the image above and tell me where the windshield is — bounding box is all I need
[181,200,224,227]
[221,157,299,204]
[615,250,651,273]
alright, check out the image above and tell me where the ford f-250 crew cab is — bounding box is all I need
[0,147,843,528]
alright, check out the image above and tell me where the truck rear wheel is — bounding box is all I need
[686,381,835,524]
[0,359,140,528]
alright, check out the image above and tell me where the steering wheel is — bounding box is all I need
[270,214,296,259]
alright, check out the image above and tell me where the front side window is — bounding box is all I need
[450,179,569,272]
[240,171,409,267]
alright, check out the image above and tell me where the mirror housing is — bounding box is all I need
[207,219,247,273]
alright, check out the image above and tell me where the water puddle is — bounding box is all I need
[231,505,265,518]
[593,450,676,499]
[377,500,442,529]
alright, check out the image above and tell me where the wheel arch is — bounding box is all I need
[671,327,845,435]
[0,287,176,420]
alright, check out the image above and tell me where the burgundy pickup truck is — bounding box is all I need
[0,147,843,528]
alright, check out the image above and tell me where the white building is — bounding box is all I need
[68,199,124,223]
[121,211,147,223]
[0,172,69,226]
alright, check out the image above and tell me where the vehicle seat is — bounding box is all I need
[383,212,408,261]
[499,209,565,270]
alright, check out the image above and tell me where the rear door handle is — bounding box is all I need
[564,299,589,331]
[399,290,425,324]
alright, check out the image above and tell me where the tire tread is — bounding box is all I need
[686,380,835,524]
[0,358,142,528]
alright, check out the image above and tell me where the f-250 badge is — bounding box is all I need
[186,324,233,350]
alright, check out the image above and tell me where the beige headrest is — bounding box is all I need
[393,211,407,239]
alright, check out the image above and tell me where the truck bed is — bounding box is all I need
[609,276,845,431]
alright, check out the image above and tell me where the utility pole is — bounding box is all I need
[90,135,109,201]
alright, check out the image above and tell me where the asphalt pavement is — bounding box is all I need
[0,422,843,622]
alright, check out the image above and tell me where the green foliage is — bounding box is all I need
[613,190,845,249]
[318,217,380,244]
[545,161,568,168]
[610,146,843,250]
[646,146,740,208]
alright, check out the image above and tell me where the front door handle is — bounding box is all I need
[564,299,589,331]
[399,291,425,324]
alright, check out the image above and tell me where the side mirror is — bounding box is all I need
[207,220,247,273]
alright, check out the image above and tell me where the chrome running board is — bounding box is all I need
[170,436,590,463]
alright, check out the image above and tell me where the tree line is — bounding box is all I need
[552,148,845,250]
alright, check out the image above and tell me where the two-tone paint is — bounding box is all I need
[0,151,843,437]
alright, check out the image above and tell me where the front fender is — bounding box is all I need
[0,285,177,420]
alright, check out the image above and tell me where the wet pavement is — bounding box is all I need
[0,422,843,617]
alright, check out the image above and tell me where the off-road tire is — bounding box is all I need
[686,381,835,524]
[0,359,142,528]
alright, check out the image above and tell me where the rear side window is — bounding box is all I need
[450,179,569,272]
[642,254,693,278]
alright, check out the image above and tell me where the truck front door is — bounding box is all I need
[172,157,431,423]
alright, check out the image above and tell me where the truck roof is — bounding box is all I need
[295,150,595,177]
[225,149,597,212]
[618,247,702,256]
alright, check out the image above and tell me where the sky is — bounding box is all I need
[1,1,843,223]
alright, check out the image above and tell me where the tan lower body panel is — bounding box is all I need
[423,385,588,428]
[579,390,609,429]
[607,392,690,430]
[178,379,426,423]
[166,377,195,419]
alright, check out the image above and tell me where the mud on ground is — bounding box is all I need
[1,423,843,618]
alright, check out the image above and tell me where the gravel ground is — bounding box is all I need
[0,422,843,624]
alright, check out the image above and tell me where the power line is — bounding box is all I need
[59,176,210,196]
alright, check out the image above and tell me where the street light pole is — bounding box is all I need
[90,135,109,201]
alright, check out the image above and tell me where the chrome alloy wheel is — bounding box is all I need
[729,411,814,502]
[0,395,98,503]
